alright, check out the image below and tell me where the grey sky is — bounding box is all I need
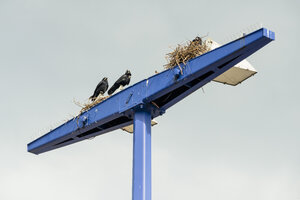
[0,0,299,199]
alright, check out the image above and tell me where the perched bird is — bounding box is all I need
[192,36,203,45]
[108,70,131,95]
[89,77,109,101]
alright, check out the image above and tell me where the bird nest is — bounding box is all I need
[164,37,210,71]
[74,95,110,115]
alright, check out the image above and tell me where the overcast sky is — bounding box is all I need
[0,0,299,199]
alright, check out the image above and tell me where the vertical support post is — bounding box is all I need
[132,107,151,200]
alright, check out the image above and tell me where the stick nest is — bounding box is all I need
[164,37,211,70]
[74,95,110,115]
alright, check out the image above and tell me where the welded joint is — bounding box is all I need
[134,103,155,115]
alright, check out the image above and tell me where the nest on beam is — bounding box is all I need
[164,37,211,72]
[74,95,110,115]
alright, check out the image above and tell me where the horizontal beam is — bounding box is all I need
[27,28,275,154]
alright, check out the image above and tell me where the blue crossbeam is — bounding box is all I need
[28,28,275,154]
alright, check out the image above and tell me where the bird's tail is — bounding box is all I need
[108,84,118,95]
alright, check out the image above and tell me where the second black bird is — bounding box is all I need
[108,70,131,95]
[89,77,109,101]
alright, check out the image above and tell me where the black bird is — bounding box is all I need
[192,36,203,45]
[108,70,131,95]
[89,77,109,101]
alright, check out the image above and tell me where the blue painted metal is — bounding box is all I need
[27,28,275,154]
[132,106,152,200]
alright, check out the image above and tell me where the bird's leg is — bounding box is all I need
[120,85,124,91]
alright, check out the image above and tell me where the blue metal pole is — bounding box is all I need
[132,107,152,200]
